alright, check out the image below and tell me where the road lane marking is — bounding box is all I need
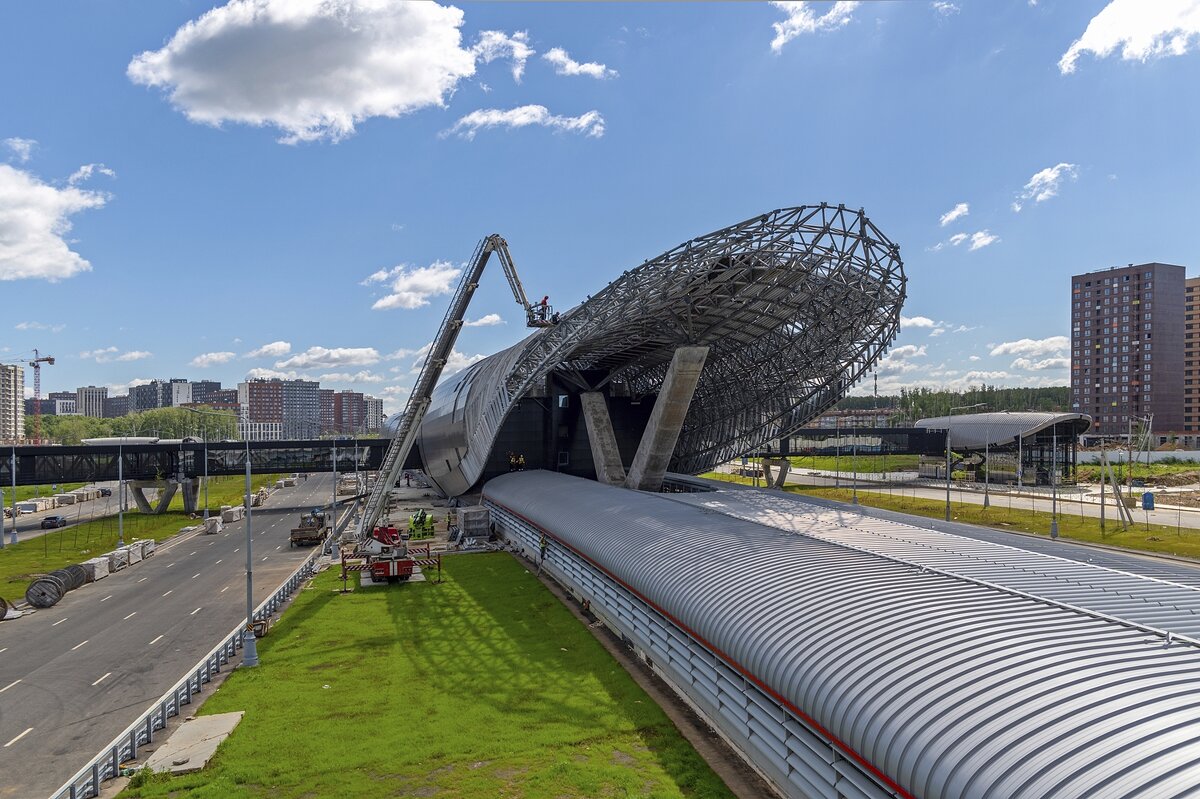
[215,559,222,564]
[91,672,111,686]
[71,640,89,651]
[0,647,7,654]
[149,634,164,645]
[191,573,200,579]
[166,563,174,568]
[124,612,137,620]
[3,728,32,747]
[190,607,202,616]
[220,586,229,592]
[52,618,67,626]
[100,595,112,602]
[234,548,239,553]
[261,556,268,561]
[0,679,21,693]
[137,577,147,583]
[189,551,197,556]
[162,590,173,597]
[275,545,280,550]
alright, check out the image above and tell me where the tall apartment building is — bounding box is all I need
[1070,263,1185,438]
[76,385,108,418]
[189,380,223,405]
[1185,278,1200,439]
[129,382,160,413]
[319,389,335,435]
[103,395,130,418]
[364,395,384,433]
[282,380,320,438]
[0,365,25,443]
[333,390,366,434]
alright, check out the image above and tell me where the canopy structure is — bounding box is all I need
[915,411,1092,450]
[415,204,906,496]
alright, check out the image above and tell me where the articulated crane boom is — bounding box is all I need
[355,235,550,550]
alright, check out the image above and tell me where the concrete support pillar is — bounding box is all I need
[761,459,774,485]
[129,481,179,514]
[765,458,791,489]
[625,346,710,492]
[580,392,627,486]
[179,478,198,515]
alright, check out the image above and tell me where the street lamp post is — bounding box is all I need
[945,403,987,522]
[6,448,16,547]
[1051,424,1059,539]
[117,442,125,548]
[242,413,259,667]
[983,420,991,509]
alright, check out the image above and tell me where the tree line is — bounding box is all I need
[837,385,1070,424]
[25,406,240,445]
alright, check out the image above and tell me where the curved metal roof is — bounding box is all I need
[915,411,1091,450]
[417,205,906,496]
[484,470,1200,799]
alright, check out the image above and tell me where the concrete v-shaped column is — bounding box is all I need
[625,346,710,492]
[581,392,627,486]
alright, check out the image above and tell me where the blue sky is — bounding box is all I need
[2,0,1198,411]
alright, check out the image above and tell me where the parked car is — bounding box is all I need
[99,487,112,497]
[41,515,69,529]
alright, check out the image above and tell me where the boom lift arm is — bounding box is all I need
[355,234,552,544]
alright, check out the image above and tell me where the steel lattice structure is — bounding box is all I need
[417,204,905,496]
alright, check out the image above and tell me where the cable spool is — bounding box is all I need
[25,577,64,608]
[49,568,83,592]
[0,596,9,616]
[65,564,87,589]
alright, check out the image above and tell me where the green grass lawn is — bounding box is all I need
[0,474,284,592]
[784,454,921,473]
[4,482,87,504]
[702,472,1200,560]
[119,554,733,799]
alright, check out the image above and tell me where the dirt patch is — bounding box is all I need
[611,750,636,766]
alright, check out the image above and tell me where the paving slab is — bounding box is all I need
[143,711,244,774]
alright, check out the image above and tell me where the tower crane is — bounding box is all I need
[345,235,554,581]
[24,350,55,445]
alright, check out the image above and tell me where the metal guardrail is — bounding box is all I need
[49,545,324,799]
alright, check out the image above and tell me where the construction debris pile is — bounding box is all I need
[22,539,157,609]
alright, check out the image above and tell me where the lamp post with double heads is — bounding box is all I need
[945,403,987,522]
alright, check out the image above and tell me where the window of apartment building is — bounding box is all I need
[1145,271,1153,278]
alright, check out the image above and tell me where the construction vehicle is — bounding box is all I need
[289,508,329,547]
[346,235,550,580]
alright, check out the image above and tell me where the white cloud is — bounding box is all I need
[444,105,605,140]
[769,1,859,52]
[930,328,946,337]
[472,30,533,83]
[1012,163,1078,211]
[276,346,380,369]
[931,1,960,15]
[989,336,1069,358]
[127,0,477,144]
[0,164,109,281]
[938,202,969,227]
[875,344,927,376]
[1011,356,1070,371]
[318,370,386,384]
[245,367,298,380]
[445,350,485,376]
[80,347,152,363]
[951,324,977,334]
[190,351,236,367]
[968,355,981,361]
[244,340,291,358]
[107,377,153,395]
[930,229,997,252]
[386,343,432,361]
[3,137,36,163]
[15,321,65,332]
[968,230,999,250]
[365,261,461,310]
[464,313,504,327]
[900,315,937,328]
[542,47,618,79]
[390,343,482,377]
[1060,0,1200,74]
[67,163,116,185]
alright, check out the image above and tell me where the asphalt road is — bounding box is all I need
[2,483,122,545]
[0,473,336,799]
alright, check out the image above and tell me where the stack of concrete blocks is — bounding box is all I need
[275,479,286,489]
[16,497,55,513]
[203,517,224,535]
[139,539,156,557]
[54,493,77,505]
[82,557,110,582]
[124,542,144,564]
[283,477,296,487]
[108,548,130,572]
[221,506,244,523]
[457,506,490,541]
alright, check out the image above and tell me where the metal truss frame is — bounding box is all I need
[431,204,905,492]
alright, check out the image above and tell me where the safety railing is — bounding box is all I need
[49,545,324,799]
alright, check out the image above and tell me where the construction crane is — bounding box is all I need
[346,235,550,579]
[27,347,55,443]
